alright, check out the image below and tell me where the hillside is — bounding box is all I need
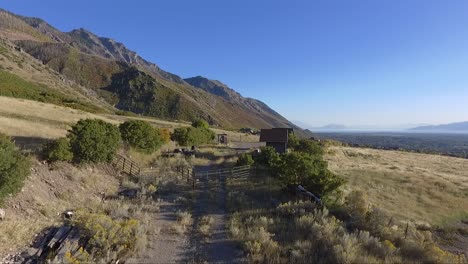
[0,8,307,132]
[410,121,468,132]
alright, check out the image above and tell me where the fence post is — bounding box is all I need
[130,163,133,176]
[192,171,195,190]
[122,158,126,171]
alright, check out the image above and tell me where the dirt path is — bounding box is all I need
[129,160,245,263]
[190,165,245,263]
[127,194,191,264]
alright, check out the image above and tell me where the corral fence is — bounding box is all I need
[112,154,141,177]
[174,165,252,190]
[194,165,251,179]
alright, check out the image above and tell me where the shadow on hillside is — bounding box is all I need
[12,136,52,154]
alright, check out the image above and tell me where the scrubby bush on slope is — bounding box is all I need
[252,146,281,168]
[43,137,73,162]
[0,133,30,203]
[171,121,215,146]
[68,119,121,163]
[276,151,344,198]
[119,120,164,154]
[73,210,143,262]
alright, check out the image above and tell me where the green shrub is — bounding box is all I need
[191,119,209,129]
[119,120,163,154]
[68,119,121,163]
[294,139,324,156]
[276,152,344,198]
[171,126,215,146]
[171,127,190,146]
[253,146,281,168]
[237,153,254,166]
[43,137,73,162]
[288,133,323,156]
[0,133,31,203]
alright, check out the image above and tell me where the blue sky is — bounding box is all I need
[2,0,468,129]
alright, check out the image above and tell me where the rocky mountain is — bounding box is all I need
[409,121,468,132]
[0,8,310,135]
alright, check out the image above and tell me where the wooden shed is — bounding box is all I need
[217,133,228,144]
[259,128,293,153]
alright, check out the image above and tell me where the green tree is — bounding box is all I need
[253,146,281,168]
[68,119,121,163]
[276,152,344,197]
[171,127,190,146]
[0,133,31,203]
[287,132,300,149]
[191,119,209,129]
[43,137,73,162]
[294,139,324,156]
[119,120,163,154]
[171,126,215,146]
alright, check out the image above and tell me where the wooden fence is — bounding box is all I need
[112,154,141,177]
[194,165,251,178]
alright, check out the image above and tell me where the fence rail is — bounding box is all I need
[112,154,141,177]
[194,165,251,178]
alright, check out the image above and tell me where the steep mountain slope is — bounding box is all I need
[0,8,309,133]
[410,121,468,132]
[184,76,300,128]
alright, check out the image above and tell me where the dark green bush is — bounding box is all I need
[288,133,323,156]
[171,126,215,146]
[191,119,209,129]
[237,153,254,166]
[276,151,344,197]
[294,139,324,156]
[43,137,73,162]
[119,120,163,154]
[0,133,31,203]
[171,127,190,146]
[68,119,121,163]
[253,146,281,168]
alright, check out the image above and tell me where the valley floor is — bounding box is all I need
[326,146,468,225]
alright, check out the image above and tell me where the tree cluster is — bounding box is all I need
[252,136,344,198]
[171,119,215,146]
[44,119,169,164]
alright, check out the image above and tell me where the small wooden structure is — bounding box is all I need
[259,128,293,153]
[217,133,228,144]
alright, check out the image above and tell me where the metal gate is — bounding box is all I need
[194,165,251,178]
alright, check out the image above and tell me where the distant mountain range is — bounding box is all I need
[0,8,311,136]
[409,121,468,132]
[311,124,348,130]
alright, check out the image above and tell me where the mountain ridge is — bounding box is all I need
[409,121,468,132]
[0,8,311,136]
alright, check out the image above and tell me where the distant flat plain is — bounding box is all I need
[317,131,468,158]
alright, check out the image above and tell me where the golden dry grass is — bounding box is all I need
[0,96,258,144]
[325,146,468,225]
[0,96,117,138]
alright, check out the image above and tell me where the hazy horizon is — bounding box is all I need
[3,0,468,127]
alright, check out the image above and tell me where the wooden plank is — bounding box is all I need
[47,226,72,248]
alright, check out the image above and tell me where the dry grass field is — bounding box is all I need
[325,146,468,226]
[0,96,259,143]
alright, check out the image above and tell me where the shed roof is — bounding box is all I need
[259,128,292,143]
